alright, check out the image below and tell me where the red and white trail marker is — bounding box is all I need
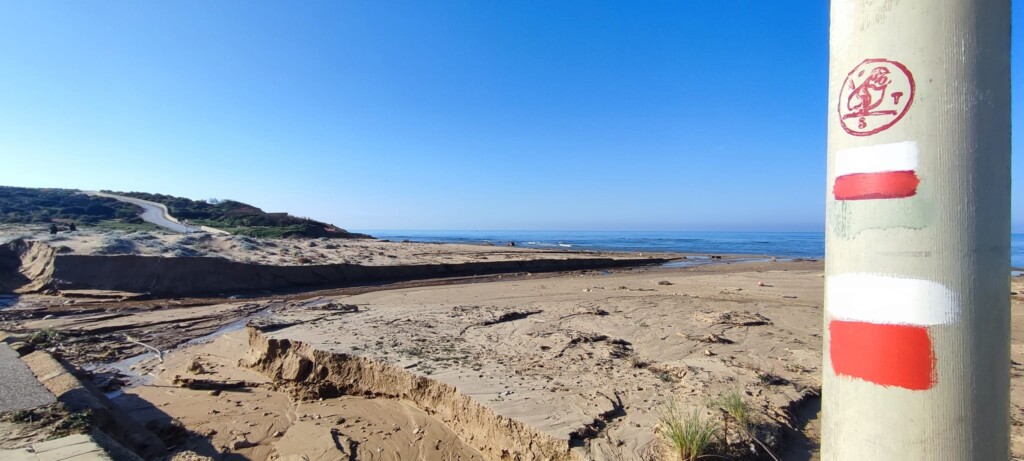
[827,273,959,390]
[832,141,919,201]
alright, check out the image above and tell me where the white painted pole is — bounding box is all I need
[823,1,1010,459]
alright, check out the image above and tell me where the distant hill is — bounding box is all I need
[0,186,371,239]
[109,191,372,239]
[0,186,142,224]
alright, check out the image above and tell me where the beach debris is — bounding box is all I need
[694,311,772,327]
[559,305,610,319]
[308,302,359,313]
[657,280,673,286]
[481,310,543,326]
[757,372,789,386]
[630,358,651,369]
[691,333,734,344]
[555,331,633,359]
[124,334,164,363]
[186,357,206,375]
[618,286,656,292]
[608,338,634,358]
[249,318,303,332]
[172,376,258,391]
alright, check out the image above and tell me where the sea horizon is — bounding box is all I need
[361,229,1024,269]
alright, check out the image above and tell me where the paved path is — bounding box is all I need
[83,191,227,234]
[0,434,112,461]
[84,191,189,233]
[0,343,56,413]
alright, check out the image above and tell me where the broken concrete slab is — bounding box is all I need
[19,351,166,458]
[0,434,112,461]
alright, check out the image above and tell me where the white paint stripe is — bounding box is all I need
[833,141,919,177]
[827,273,959,325]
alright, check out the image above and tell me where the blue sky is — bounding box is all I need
[0,2,1018,231]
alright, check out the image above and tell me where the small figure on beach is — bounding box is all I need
[49,223,58,235]
[68,223,77,232]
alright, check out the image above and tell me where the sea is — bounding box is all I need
[360,230,1024,269]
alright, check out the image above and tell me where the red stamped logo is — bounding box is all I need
[838,59,915,136]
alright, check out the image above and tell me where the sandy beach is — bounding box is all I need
[3,229,1023,460]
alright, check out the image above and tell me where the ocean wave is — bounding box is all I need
[524,241,574,248]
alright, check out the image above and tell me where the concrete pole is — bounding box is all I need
[823,1,1010,459]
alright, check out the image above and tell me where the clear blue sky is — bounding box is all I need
[0,2,1020,232]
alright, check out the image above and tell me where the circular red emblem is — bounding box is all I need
[838,58,915,136]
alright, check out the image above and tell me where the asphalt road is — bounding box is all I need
[84,191,192,233]
[0,343,56,413]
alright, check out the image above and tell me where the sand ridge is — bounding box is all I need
[0,224,673,267]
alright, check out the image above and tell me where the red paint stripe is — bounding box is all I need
[829,320,935,390]
[833,170,919,200]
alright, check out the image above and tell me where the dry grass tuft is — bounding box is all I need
[714,390,750,430]
[657,401,719,461]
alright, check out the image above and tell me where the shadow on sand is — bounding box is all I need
[780,395,821,461]
[112,388,252,461]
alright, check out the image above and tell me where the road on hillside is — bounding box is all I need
[83,191,193,233]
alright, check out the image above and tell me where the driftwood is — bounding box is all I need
[172,376,260,391]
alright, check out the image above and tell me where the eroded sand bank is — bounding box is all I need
[91,261,823,460]
[0,226,674,296]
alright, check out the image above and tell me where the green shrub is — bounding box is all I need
[27,328,63,347]
[0,187,140,224]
